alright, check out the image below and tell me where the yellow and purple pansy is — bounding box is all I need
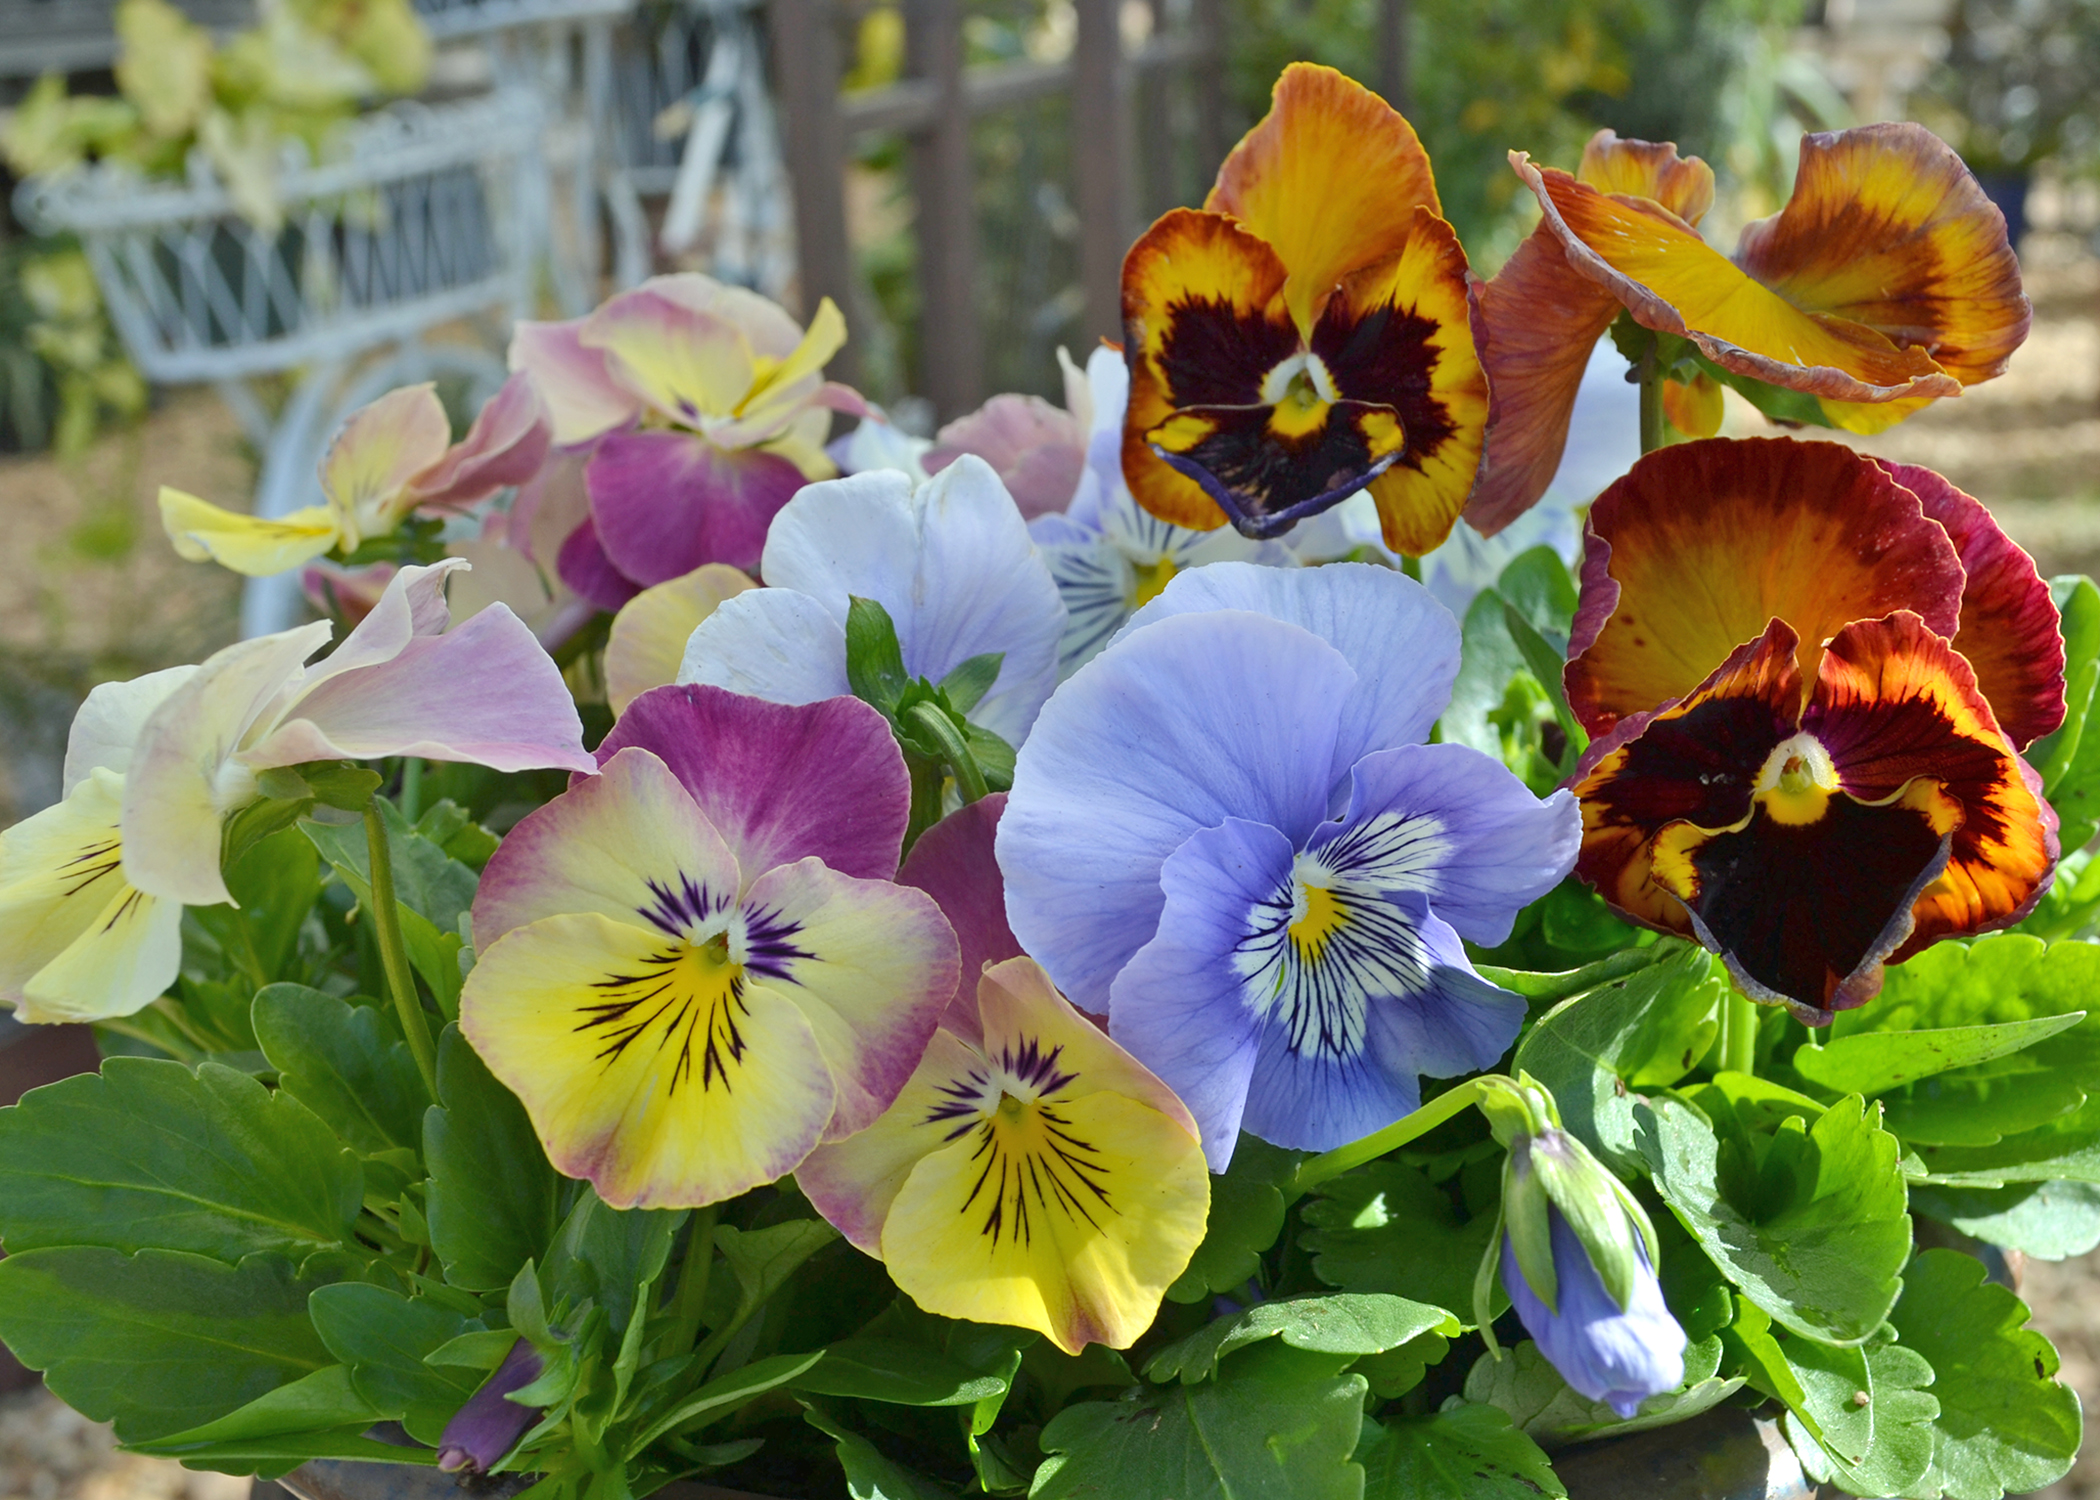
[459,684,959,1208]
[798,956,1209,1354]
[1472,124,2029,531]
[1119,63,1488,553]
[1566,438,2061,1024]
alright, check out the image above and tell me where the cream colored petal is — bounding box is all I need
[605,564,756,717]
[320,384,454,541]
[63,665,197,794]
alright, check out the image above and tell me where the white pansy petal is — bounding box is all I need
[757,469,921,626]
[63,666,197,794]
[677,588,854,705]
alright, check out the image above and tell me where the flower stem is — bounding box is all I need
[902,753,947,856]
[399,757,424,822]
[905,703,989,804]
[1721,989,1758,1076]
[1638,359,1667,455]
[366,796,440,1103]
[1290,1076,1491,1200]
[665,1205,719,1357]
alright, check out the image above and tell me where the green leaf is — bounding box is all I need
[304,798,478,934]
[1498,597,1586,768]
[1793,1014,2086,1098]
[1302,1158,1501,1324]
[1637,1094,1909,1344]
[845,596,911,716]
[1144,1293,1457,1385]
[938,651,1006,714]
[963,721,1017,794]
[2033,576,2100,840]
[1033,1342,1367,1500]
[128,1364,379,1447]
[253,984,424,1156]
[1461,1336,1741,1449]
[1780,1333,1939,1498]
[308,1283,481,1445]
[1495,545,1578,638]
[1511,944,1723,1170]
[0,1248,332,1441]
[1165,1136,1299,1302]
[793,1336,1009,1406]
[627,1349,825,1453]
[0,1058,361,1260]
[806,1408,961,1499]
[541,1187,685,1337]
[1911,1179,2100,1259]
[123,1427,435,1474]
[1909,1094,2100,1186]
[1356,1406,1566,1500]
[300,762,385,813]
[424,1025,559,1292]
[715,1219,839,1322]
[1888,1249,2082,1499]
[1352,1330,1453,1400]
[1440,589,1530,756]
[223,825,322,981]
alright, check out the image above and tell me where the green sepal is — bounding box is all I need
[1500,1150,1557,1315]
[844,596,910,716]
[938,651,1005,714]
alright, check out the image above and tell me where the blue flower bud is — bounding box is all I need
[437,1338,544,1474]
[1501,1205,1687,1418]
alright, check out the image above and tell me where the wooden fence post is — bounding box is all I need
[906,0,985,420]
[1378,0,1411,113]
[1072,0,1132,347]
[770,0,859,387]
[1192,0,1228,179]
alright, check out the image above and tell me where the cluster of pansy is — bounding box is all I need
[11,53,2058,1445]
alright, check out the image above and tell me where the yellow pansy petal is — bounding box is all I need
[158,487,340,576]
[739,296,846,417]
[580,285,757,428]
[1663,371,1725,438]
[0,769,182,1023]
[462,910,838,1208]
[977,957,1197,1137]
[881,1086,1209,1353]
[320,384,453,542]
[1206,62,1439,339]
[605,565,756,717]
[1514,156,1961,405]
[1575,129,1715,224]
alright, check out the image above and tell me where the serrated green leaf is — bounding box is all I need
[1356,1406,1567,1499]
[253,984,424,1156]
[1461,1336,1741,1449]
[1302,1158,1501,1324]
[1889,1249,2082,1499]
[1351,1330,1452,1400]
[0,1248,331,1442]
[1781,1335,1938,1498]
[1638,1094,1909,1344]
[1145,1293,1457,1385]
[0,1058,361,1260]
[1033,1342,1367,1500]
[1911,1179,2100,1259]
[423,1026,559,1291]
[1165,1136,1298,1302]
[309,1282,481,1445]
[793,1336,1010,1406]
[1511,944,1722,1170]
[303,799,478,934]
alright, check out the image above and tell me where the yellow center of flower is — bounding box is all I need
[576,929,750,1096]
[1288,882,1348,959]
[1753,733,1839,827]
[1261,351,1338,440]
[1128,555,1180,610]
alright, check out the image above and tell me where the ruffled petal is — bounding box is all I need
[677,588,854,706]
[578,284,758,427]
[896,795,1023,1041]
[925,393,1086,519]
[1205,62,1440,338]
[557,517,643,614]
[63,665,196,794]
[1885,461,2065,749]
[595,685,909,884]
[321,384,455,540]
[1732,124,2029,390]
[586,430,804,583]
[1575,131,1715,222]
[1515,157,1962,405]
[1001,609,1354,1016]
[605,564,756,717]
[508,318,641,446]
[406,373,552,512]
[1567,437,1966,735]
[158,488,339,576]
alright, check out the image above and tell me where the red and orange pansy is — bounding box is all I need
[1470,124,2030,534]
[1119,64,1488,554]
[1565,438,2062,1025]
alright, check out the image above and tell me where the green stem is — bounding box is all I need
[1638,363,1666,455]
[902,753,946,856]
[1291,1077,1491,1199]
[399,757,424,822]
[665,1206,719,1358]
[905,703,988,804]
[365,797,440,1103]
[1721,989,1758,1076]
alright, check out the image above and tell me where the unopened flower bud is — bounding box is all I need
[436,1338,543,1475]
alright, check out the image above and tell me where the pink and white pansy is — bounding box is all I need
[459,685,959,1208]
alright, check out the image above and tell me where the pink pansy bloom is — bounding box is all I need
[925,395,1086,521]
[895,795,1025,1043]
[158,376,550,578]
[460,684,959,1208]
[507,274,867,609]
[121,558,595,908]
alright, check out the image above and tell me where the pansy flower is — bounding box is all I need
[1472,125,2028,531]
[1120,63,1488,552]
[159,376,550,576]
[1034,346,1295,676]
[603,564,756,717]
[460,685,958,1207]
[508,274,865,610]
[1566,438,2060,1023]
[0,561,591,1019]
[680,456,1065,748]
[797,957,1208,1353]
[1000,563,1579,1167]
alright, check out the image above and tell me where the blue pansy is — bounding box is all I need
[1502,1207,1689,1418]
[998,562,1580,1167]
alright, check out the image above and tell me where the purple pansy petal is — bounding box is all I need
[1106,818,1281,1170]
[896,794,1024,1041]
[1503,1210,1688,1419]
[1001,609,1355,1015]
[557,517,642,613]
[408,373,553,513]
[1313,743,1581,947]
[1117,562,1461,785]
[437,1339,544,1474]
[597,685,909,883]
[677,588,855,706]
[509,318,641,447]
[587,429,804,582]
